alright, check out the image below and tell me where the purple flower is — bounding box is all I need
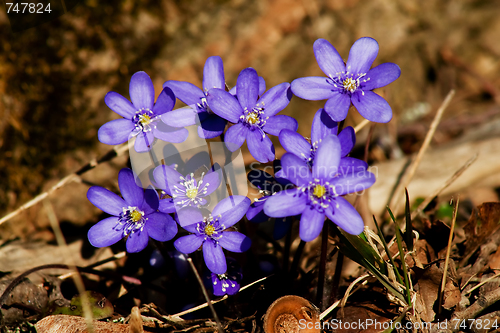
[210,257,242,296]
[87,168,178,253]
[174,196,252,274]
[207,68,297,163]
[152,163,221,213]
[98,71,189,152]
[263,135,375,242]
[162,56,229,139]
[278,108,366,173]
[247,161,294,239]
[291,38,401,123]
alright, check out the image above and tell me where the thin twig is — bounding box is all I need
[411,154,477,220]
[0,143,128,227]
[186,257,223,333]
[43,198,94,332]
[316,223,328,311]
[438,197,459,315]
[170,275,271,318]
[354,119,370,133]
[464,271,500,295]
[389,89,455,217]
[339,274,370,319]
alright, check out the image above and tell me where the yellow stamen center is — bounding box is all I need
[343,78,358,93]
[130,210,143,223]
[139,114,152,126]
[186,188,198,199]
[204,224,215,236]
[246,112,259,124]
[313,185,326,198]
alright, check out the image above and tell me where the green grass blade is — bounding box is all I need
[405,188,414,252]
[372,215,404,286]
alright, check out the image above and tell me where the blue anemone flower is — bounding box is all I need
[98,71,189,152]
[87,168,178,253]
[210,257,242,296]
[291,38,401,123]
[263,135,375,241]
[207,67,297,163]
[162,56,229,139]
[174,196,251,274]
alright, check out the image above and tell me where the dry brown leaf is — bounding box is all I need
[489,244,500,271]
[35,315,130,333]
[443,280,461,310]
[414,264,441,322]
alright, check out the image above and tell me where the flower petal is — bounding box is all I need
[258,76,267,96]
[159,198,176,214]
[129,71,155,110]
[279,130,311,162]
[311,108,338,144]
[246,202,269,223]
[332,169,376,196]
[324,92,351,122]
[119,168,144,207]
[198,115,227,139]
[145,212,178,241]
[203,56,225,91]
[134,131,155,153]
[313,134,341,181]
[153,87,176,115]
[163,81,204,106]
[313,38,346,77]
[264,189,306,217]
[87,186,126,216]
[346,37,379,75]
[153,165,183,193]
[273,217,293,240]
[202,167,221,196]
[299,207,325,242]
[177,207,204,228]
[247,130,275,163]
[203,241,226,274]
[290,77,335,100]
[207,88,243,123]
[280,152,312,186]
[142,187,159,214]
[104,92,136,118]
[126,229,150,253]
[338,126,355,156]
[153,122,189,143]
[362,63,401,90]
[338,157,368,177]
[236,68,259,111]
[351,90,392,123]
[218,231,251,252]
[263,115,298,136]
[212,195,250,228]
[174,234,204,254]
[224,122,247,152]
[161,106,200,127]
[326,197,364,235]
[98,119,134,145]
[88,216,123,247]
[257,82,292,117]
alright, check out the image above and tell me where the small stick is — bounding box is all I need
[437,197,459,315]
[464,271,500,295]
[316,223,328,310]
[354,119,370,133]
[411,154,477,219]
[186,257,223,333]
[389,90,455,217]
[43,198,94,333]
[170,275,271,318]
[0,143,128,227]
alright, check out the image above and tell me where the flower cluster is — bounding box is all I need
[88,36,399,297]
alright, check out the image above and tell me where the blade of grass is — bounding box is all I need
[404,188,414,252]
[387,206,412,306]
[373,216,404,286]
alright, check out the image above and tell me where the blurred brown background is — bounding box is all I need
[1,0,499,238]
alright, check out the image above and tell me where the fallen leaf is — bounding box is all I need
[35,315,130,333]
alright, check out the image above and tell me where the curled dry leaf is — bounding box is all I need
[35,315,129,333]
[263,295,320,333]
